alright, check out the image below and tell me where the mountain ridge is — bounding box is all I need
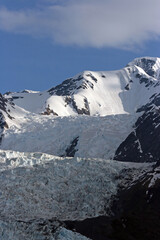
[3,57,160,117]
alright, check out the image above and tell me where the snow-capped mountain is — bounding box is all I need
[0,56,160,239]
[1,57,160,161]
[4,57,160,117]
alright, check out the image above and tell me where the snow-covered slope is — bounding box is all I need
[1,114,137,159]
[1,57,160,160]
[4,57,160,117]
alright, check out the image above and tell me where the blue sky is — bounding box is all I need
[0,0,160,93]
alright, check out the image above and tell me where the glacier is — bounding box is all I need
[0,57,160,239]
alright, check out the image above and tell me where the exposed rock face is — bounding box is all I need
[64,137,79,157]
[0,94,12,142]
[64,165,160,240]
[42,105,58,116]
[114,93,160,163]
[0,113,7,143]
[64,96,90,115]
[0,93,12,117]
[128,57,160,80]
[48,73,97,96]
[0,93,15,119]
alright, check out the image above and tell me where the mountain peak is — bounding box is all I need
[127,56,160,80]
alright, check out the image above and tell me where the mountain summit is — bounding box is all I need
[3,57,160,118]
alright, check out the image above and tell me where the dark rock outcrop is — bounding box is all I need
[0,94,13,143]
[65,168,160,240]
[48,73,97,96]
[114,94,160,163]
[65,96,90,115]
[41,105,58,116]
[64,137,79,157]
[128,57,159,79]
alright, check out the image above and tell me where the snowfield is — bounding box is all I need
[5,64,160,117]
[1,114,138,159]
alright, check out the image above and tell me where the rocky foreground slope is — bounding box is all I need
[0,57,160,239]
[0,150,158,240]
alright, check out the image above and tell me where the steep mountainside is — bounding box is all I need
[115,93,160,162]
[0,93,17,142]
